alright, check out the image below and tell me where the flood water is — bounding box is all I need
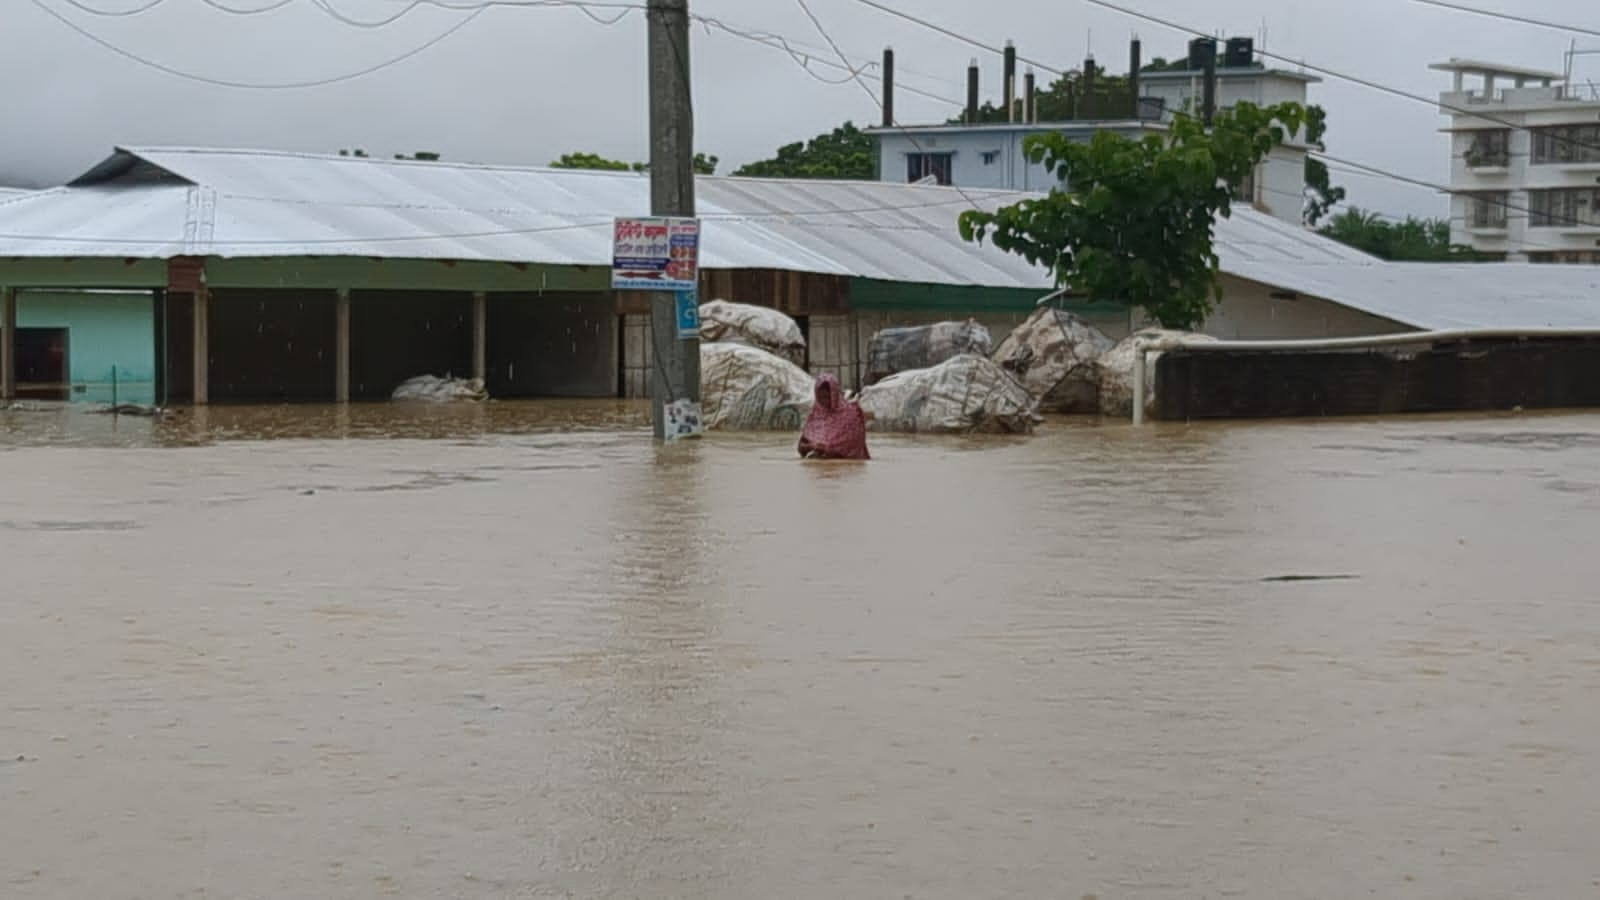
[4,401,1600,899]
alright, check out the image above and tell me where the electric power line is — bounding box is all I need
[30,0,491,88]
[306,0,633,28]
[35,0,1580,233]
[1409,0,1600,41]
[56,0,295,15]
[793,0,990,214]
[850,0,1066,77]
[1080,0,1600,155]
[37,0,966,104]
[848,0,1600,200]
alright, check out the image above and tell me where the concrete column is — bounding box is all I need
[1,287,15,402]
[335,288,351,403]
[192,288,210,405]
[472,291,487,382]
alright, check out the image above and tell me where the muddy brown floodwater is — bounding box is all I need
[3,401,1600,899]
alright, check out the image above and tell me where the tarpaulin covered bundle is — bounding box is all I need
[391,375,488,402]
[865,319,994,385]
[858,354,1039,434]
[699,342,815,430]
[698,299,808,365]
[991,307,1115,413]
[1098,328,1217,417]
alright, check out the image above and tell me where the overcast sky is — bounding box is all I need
[3,0,1595,219]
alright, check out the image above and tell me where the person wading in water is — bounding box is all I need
[798,373,870,460]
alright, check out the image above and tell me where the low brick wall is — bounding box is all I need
[1153,337,1600,420]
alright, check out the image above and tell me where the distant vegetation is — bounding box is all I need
[731,122,876,179]
[548,152,718,175]
[1318,208,1486,261]
[338,149,440,161]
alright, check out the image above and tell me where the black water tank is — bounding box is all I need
[1224,36,1254,68]
[1187,37,1216,71]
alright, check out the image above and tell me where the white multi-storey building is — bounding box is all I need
[1433,58,1600,263]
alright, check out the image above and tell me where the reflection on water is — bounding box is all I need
[0,399,653,448]
[3,402,1600,898]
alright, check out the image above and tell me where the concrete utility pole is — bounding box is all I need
[647,0,700,440]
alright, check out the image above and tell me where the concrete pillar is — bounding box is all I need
[192,288,210,405]
[335,288,351,403]
[1,287,15,402]
[472,291,487,382]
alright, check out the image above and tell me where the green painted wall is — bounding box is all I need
[12,290,155,404]
[848,278,1124,325]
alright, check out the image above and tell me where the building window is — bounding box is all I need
[906,152,954,185]
[980,151,1000,166]
[1466,191,1509,229]
[1529,188,1600,228]
[1464,129,1510,168]
[1531,125,1600,164]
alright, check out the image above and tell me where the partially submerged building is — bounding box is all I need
[0,145,1596,405]
[0,147,1072,403]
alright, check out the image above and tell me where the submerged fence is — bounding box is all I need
[1134,330,1600,423]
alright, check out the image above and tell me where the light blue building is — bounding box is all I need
[7,290,156,404]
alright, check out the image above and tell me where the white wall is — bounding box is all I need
[1201,275,1411,339]
[877,123,1308,227]
[1257,147,1307,222]
[874,130,1067,192]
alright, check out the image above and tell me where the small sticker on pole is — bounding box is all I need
[664,398,704,441]
[612,216,700,291]
[675,289,700,340]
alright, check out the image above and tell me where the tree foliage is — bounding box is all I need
[959,101,1308,331]
[1300,106,1343,226]
[732,122,876,179]
[551,152,645,172]
[549,151,717,174]
[1318,208,1485,261]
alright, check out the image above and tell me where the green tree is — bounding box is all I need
[1301,106,1343,226]
[549,151,718,174]
[1319,207,1484,261]
[732,122,876,179]
[958,101,1308,330]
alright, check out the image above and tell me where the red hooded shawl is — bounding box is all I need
[798,373,870,460]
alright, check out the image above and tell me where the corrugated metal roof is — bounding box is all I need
[1227,258,1600,330]
[0,146,1594,330]
[0,146,1050,288]
[0,146,1361,289]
